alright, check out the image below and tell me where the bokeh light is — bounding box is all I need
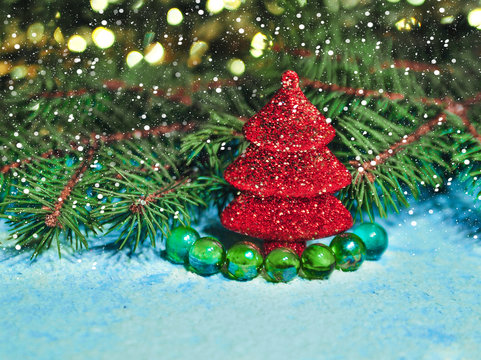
[27,23,45,43]
[228,58,245,76]
[90,0,109,12]
[126,51,143,67]
[68,35,87,52]
[144,42,165,64]
[440,16,454,25]
[251,32,268,50]
[341,0,361,9]
[406,0,425,6]
[206,0,224,14]
[395,17,421,31]
[167,8,183,26]
[11,65,28,80]
[54,27,64,44]
[190,41,209,57]
[224,0,242,10]
[468,8,481,29]
[265,1,285,15]
[250,32,268,57]
[92,27,115,49]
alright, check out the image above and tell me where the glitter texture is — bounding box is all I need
[221,70,353,255]
[221,193,352,239]
[243,70,335,152]
[224,145,351,197]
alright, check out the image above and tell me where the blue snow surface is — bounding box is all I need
[1,185,481,360]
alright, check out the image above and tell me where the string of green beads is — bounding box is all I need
[353,222,388,260]
[300,243,336,279]
[188,237,225,276]
[225,242,263,281]
[164,225,387,282]
[329,233,367,272]
[165,226,200,264]
[264,248,300,283]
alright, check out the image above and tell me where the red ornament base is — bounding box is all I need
[221,193,353,241]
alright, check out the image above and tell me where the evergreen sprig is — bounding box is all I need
[1,1,481,256]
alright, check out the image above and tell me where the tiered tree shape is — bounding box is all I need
[220,70,353,256]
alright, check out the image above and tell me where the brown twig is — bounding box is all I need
[447,103,481,145]
[301,78,456,106]
[462,93,481,107]
[42,121,196,227]
[129,178,187,214]
[1,123,196,175]
[272,45,448,74]
[1,148,65,174]
[377,60,444,73]
[349,113,447,182]
[101,122,195,144]
[44,139,100,228]
[32,79,194,106]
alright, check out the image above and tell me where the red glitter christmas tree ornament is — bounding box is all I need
[220,70,353,256]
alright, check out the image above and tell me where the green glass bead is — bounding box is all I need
[329,233,366,272]
[225,242,263,281]
[165,226,200,264]
[188,237,226,276]
[353,222,388,261]
[264,248,300,283]
[300,243,336,280]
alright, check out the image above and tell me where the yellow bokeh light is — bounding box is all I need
[68,35,87,52]
[90,0,109,12]
[250,49,263,58]
[206,0,224,14]
[0,62,12,76]
[190,41,209,57]
[468,8,481,29]
[54,27,65,44]
[144,42,165,64]
[250,32,269,57]
[440,16,455,25]
[406,0,425,6]
[126,51,143,67]
[133,0,144,10]
[27,23,45,43]
[265,1,284,15]
[224,0,242,10]
[251,32,268,50]
[167,8,183,26]
[395,17,421,31]
[228,58,245,76]
[92,27,115,49]
[11,65,28,80]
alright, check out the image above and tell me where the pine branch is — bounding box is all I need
[349,113,447,182]
[129,178,188,214]
[91,153,206,251]
[2,9,481,257]
[0,122,201,256]
[44,139,100,228]
[1,148,66,174]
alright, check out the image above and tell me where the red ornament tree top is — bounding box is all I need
[221,70,353,256]
[243,70,336,152]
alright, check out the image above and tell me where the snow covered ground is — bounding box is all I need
[1,185,481,360]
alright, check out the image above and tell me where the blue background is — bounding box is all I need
[1,185,481,360]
